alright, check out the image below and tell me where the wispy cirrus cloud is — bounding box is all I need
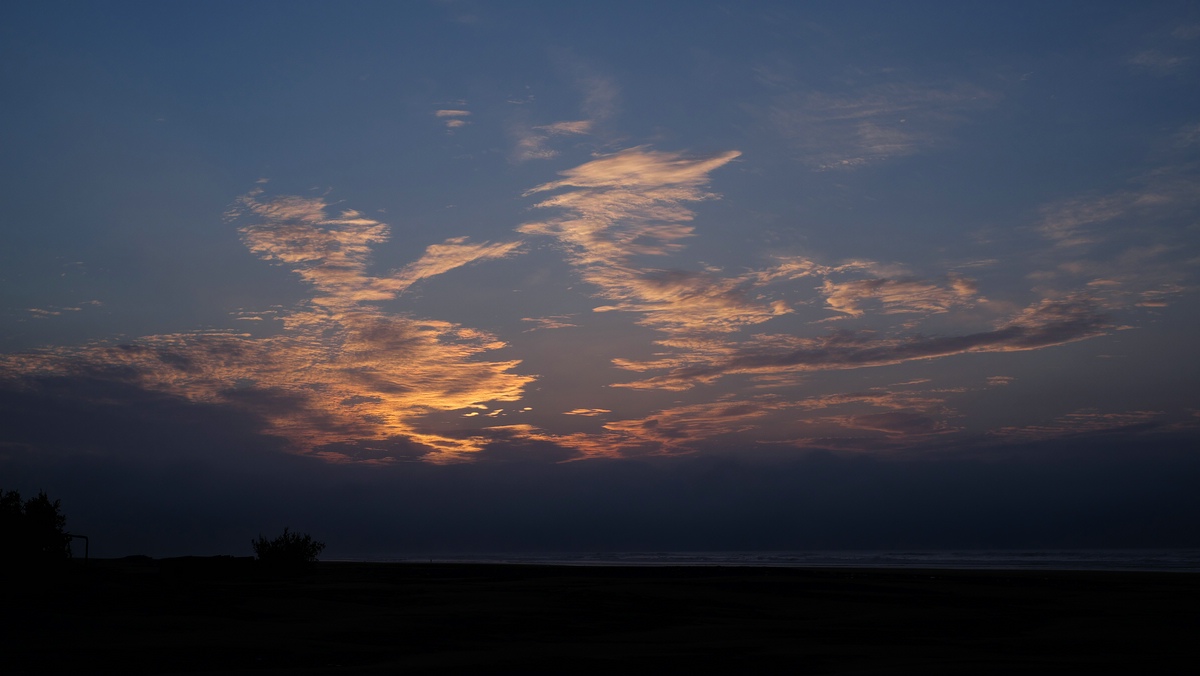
[612,296,1111,391]
[509,53,614,162]
[1,191,533,464]
[762,82,998,170]
[989,409,1166,443]
[518,147,808,339]
[7,130,1192,465]
[509,119,595,162]
[819,274,979,317]
[533,384,957,458]
[1128,50,1188,74]
[1032,161,1199,310]
[521,315,579,332]
[391,236,523,292]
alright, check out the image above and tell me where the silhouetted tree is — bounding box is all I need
[252,527,325,570]
[0,489,71,565]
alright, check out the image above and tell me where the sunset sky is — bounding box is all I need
[3,1,1199,557]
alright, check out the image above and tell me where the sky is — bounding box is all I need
[2,1,1199,557]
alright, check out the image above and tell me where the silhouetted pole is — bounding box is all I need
[66,533,88,562]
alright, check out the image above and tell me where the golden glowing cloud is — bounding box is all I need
[1,192,535,464]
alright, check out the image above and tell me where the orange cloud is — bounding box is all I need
[820,274,978,317]
[521,315,579,332]
[1,192,535,464]
[612,296,1111,391]
[435,108,471,131]
[391,236,523,292]
[563,408,611,417]
[518,147,807,339]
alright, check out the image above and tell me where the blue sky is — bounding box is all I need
[2,1,1199,555]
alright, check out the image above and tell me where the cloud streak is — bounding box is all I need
[613,296,1111,391]
[763,82,998,170]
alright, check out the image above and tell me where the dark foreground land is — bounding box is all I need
[3,558,1199,674]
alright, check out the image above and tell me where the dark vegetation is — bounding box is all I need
[251,526,325,569]
[0,488,70,566]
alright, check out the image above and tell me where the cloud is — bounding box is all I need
[819,274,978,317]
[578,75,618,122]
[1,191,535,464]
[435,108,471,131]
[519,147,813,339]
[511,129,560,161]
[1173,24,1200,40]
[509,48,609,161]
[543,384,958,457]
[1128,50,1187,74]
[7,137,1192,465]
[521,315,579,332]
[845,410,946,436]
[1175,122,1200,148]
[539,120,592,135]
[564,408,610,417]
[1031,166,1199,310]
[509,120,594,162]
[527,147,740,194]
[989,409,1166,443]
[762,82,998,169]
[612,296,1111,391]
[601,399,784,451]
[391,236,523,292]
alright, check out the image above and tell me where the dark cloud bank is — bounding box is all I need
[2,374,1198,558]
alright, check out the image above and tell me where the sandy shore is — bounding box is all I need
[3,558,1198,674]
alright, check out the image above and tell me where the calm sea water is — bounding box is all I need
[334,550,1200,572]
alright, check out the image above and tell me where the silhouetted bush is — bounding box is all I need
[251,527,325,569]
[0,489,71,565]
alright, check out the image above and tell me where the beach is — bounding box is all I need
[4,558,1198,674]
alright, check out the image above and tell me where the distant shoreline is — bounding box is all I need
[316,547,1200,573]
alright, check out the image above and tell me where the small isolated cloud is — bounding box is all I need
[510,49,614,162]
[511,120,594,162]
[26,308,61,318]
[1128,50,1187,74]
[1173,24,1200,40]
[846,410,945,436]
[564,408,611,417]
[1174,122,1200,148]
[987,376,1015,387]
[522,315,578,332]
[230,309,278,322]
[540,120,592,135]
[25,304,89,319]
[511,127,560,161]
[436,108,471,131]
